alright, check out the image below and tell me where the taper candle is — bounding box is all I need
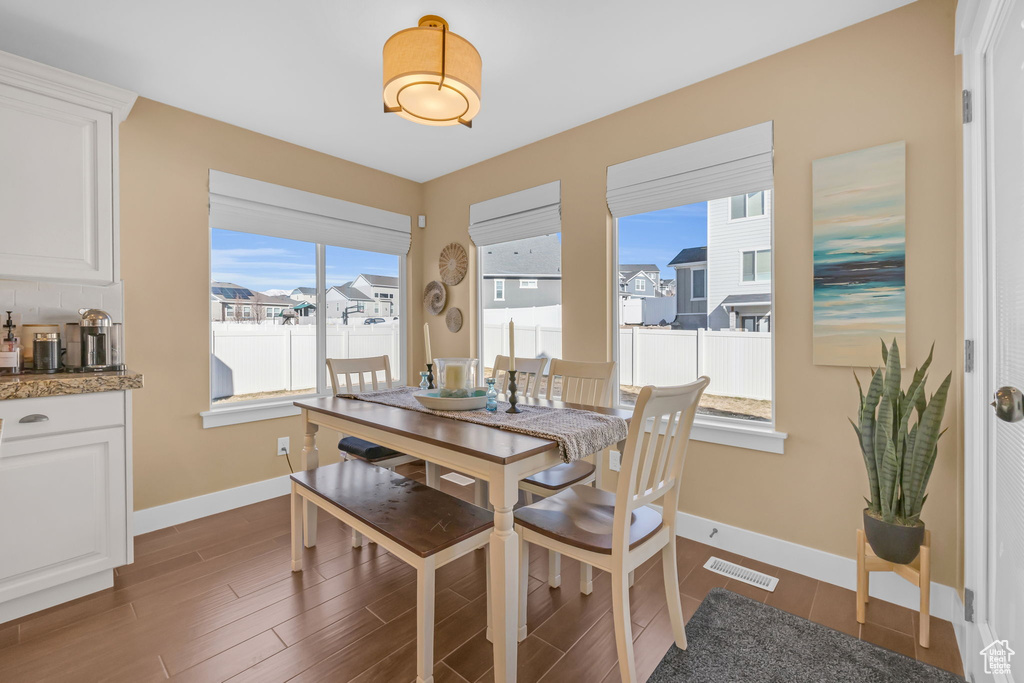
[508,320,515,371]
[423,322,432,365]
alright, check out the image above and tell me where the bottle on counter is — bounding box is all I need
[0,311,22,376]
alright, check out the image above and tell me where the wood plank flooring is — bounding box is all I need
[0,463,964,681]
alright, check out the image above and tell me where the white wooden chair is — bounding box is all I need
[514,377,710,682]
[327,355,438,545]
[521,358,616,592]
[489,354,547,397]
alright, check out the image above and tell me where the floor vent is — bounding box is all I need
[703,556,779,592]
[440,472,476,486]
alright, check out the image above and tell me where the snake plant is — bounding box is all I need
[851,340,951,526]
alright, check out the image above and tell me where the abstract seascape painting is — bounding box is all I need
[812,141,906,367]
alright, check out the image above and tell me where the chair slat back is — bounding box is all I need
[545,359,616,408]
[613,378,709,548]
[327,356,393,395]
[490,355,547,397]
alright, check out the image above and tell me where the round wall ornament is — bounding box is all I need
[423,280,447,315]
[438,242,468,286]
[446,307,463,333]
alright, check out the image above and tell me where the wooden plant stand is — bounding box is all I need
[856,528,931,647]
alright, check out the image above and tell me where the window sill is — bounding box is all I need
[690,417,786,454]
[201,396,323,428]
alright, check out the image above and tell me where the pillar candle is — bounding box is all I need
[423,322,432,365]
[508,320,515,371]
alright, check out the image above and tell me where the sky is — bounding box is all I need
[617,202,707,279]
[211,230,399,292]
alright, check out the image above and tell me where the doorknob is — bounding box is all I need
[991,386,1024,423]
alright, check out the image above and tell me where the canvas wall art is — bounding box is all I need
[812,141,906,367]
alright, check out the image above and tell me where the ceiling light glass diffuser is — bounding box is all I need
[383,15,481,128]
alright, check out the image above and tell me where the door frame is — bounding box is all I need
[958,0,1016,680]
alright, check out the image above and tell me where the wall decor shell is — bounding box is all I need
[438,242,468,286]
[423,280,447,315]
[445,307,463,333]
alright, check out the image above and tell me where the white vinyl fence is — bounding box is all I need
[484,324,771,400]
[212,322,401,399]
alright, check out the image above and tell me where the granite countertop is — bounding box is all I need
[0,370,143,400]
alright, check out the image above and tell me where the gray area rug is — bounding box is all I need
[649,588,963,682]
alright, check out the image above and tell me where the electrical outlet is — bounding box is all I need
[609,450,622,472]
[277,437,290,456]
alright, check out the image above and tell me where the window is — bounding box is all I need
[691,268,706,300]
[519,279,538,289]
[494,279,505,301]
[635,277,646,292]
[742,249,771,282]
[730,191,765,220]
[224,304,234,316]
[204,171,409,427]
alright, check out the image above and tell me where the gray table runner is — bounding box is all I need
[339,386,627,463]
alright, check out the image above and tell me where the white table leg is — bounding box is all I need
[425,461,441,489]
[301,418,319,547]
[489,476,519,683]
[596,449,605,490]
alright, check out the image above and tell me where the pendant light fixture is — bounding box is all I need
[383,15,481,128]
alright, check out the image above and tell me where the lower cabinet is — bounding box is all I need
[0,425,128,617]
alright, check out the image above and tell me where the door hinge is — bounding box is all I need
[963,90,973,124]
[965,339,975,373]
[965,587,975,623]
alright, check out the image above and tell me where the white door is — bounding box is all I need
[986,0,1024,675]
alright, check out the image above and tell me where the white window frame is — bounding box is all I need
[202,244,407,429]
[519,279,538,289]
[740,248,772,283]
[690,267,707,301]
[611,217,785,454]
[494,279,505,301]
[729,191,766,221]
[635,277,646,292]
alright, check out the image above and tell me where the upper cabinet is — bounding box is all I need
[0,51,135,285]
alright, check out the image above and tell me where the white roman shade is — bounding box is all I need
[469,180,561,246]
[606,122,773,218]
[209,170,412,255]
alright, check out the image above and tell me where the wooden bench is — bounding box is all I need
[290,459,493,683]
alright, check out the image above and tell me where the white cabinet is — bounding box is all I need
[0,50,135,285]
[0,392,131,622]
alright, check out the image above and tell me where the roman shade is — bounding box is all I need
[469,180,561,246]
[606,122,773,218]
[209,170,412,255]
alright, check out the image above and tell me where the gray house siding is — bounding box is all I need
[706,192,772,330]
[483,276,560,309]
[621,273,657,298]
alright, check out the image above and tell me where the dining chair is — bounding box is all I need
[514,377,710,683]
[521,357,616,592]
[327,355,437,545]
[489,354,547,397]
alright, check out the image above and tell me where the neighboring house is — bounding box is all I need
[210,281,297,322]
[618,264,661,299]
[706,190,772,331]
[290,287,316,305]
[658,278,676,298]
[667,247,707,330]
[481,234,561,309]
[353,274,400,316]
[325,282,374,322]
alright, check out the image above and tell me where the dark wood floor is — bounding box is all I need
[0,463,963,682]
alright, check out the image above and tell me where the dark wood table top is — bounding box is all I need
[295,394,632,465]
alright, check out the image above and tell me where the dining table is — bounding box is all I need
[293,393,631,683]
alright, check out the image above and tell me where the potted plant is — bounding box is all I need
[851,340,951,564]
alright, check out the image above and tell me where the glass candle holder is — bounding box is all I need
[435,357,475,398]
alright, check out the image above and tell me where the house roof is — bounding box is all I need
[211,281,254,301]
[619,264,660,283]
[668,246,708,266]
[481,234,561,276]
[357,274,399,288]
[329,282,373,301]
[722,294,772,308]
[292,287,316,295]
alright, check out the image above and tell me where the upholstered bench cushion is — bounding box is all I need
[338,436,401,461]
[292,460,493,557]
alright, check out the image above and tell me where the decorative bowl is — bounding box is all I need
[414,388,489,411]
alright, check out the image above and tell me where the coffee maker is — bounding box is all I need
[74,308,124,371]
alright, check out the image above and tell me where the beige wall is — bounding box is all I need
[418,0,962,587]
[120,98,422,511]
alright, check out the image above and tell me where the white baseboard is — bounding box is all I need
[672,509,962,624]
[133,474,291,535]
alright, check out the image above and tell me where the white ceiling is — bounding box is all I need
[0,1,913,182]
